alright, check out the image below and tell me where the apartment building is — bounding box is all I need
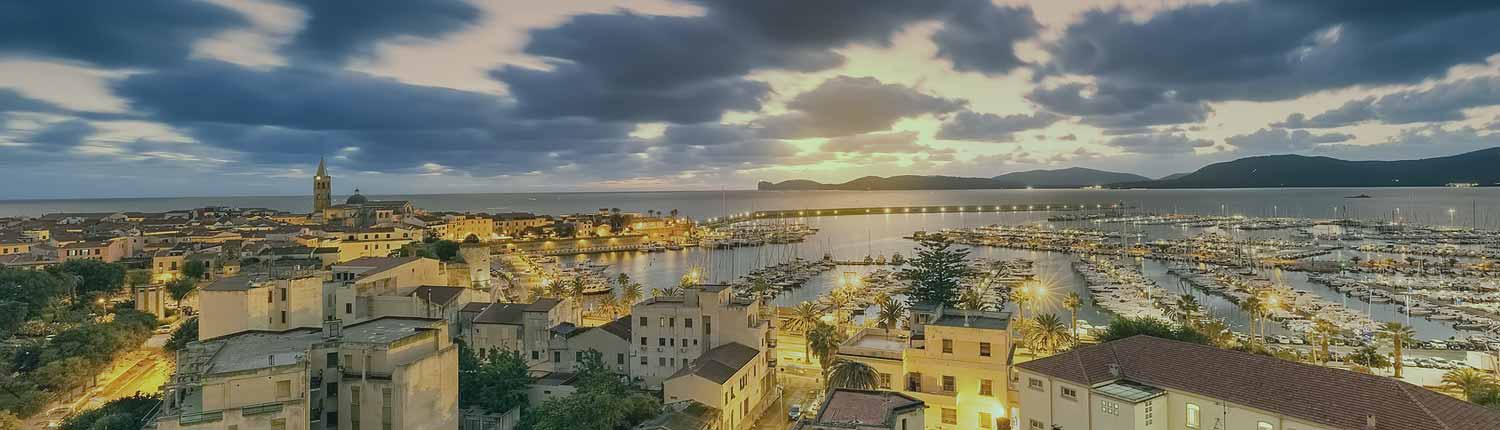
[795,389,925,430]
[629,284,772,389]
[199,273,326,340]
[328,257,446,321]
[1015,335,1500,430]
[837,305,1013,430]
[545,315,633,374]
[156,317,458,430]
[468,298,580,368]
[663,342,769,430]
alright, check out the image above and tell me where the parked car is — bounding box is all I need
[788,404,802,421]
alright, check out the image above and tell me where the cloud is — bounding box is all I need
[929,2,1041,74]
[1104,133,1213,155]
[936,110,1061,142]
[1274,98,1376,128]
[1280,76,1500,128]
[0,88,64,114]
[1078,100,1212,129]
[1312,124,1499,160]
[757,75,965,138]
[0,0,245,68]
[279,0,482,65]
[820,131,924,153]
[1044,2,1500,103]
[0,120,96,166]
[1226,128,1354,154]
[1026,83,1210,130]
[495,0,1034,123]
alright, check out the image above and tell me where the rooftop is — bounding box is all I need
[669,342,759,384]
[801,389,924,430]
[472,303,527,325]
[412,285,466,305]
[338,316,443,344]
[636,400,720,430]
[1016,335,1500,430]
[334,256,424,278]
[1093,379,1165,403]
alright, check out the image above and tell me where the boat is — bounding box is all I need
[1344,194,1372,199]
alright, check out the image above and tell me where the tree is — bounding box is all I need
[1062,292,1083,345]
[1377,322,1417,378]
[806,322,846,383]
[1169,294,1202,327]
[459,342,530,414]
[167,278,195,308]
[826,359,880,390]
[59,393,160,430]
[1195,319,1234,348]
[1312,319,1340,365]
[618,281,643,311]
[958,286,987,311]
[875,296,906,334]
[528,351,660,430]
[1097,317,1209,345]
[900,239,972,308]
[1026,314,1074,355]
[125,270,150,289]
[1347,345,1389,370]
[0,411,20,430]
[650,286,681,298]
[1237,295,1264,342]
[786,302,823,363]
[51,260,126,300]
[431,240,461,261]
[165,317,198,351]
[1441,368,1497,402]
[182,260,208,280]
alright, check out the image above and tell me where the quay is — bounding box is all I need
[704,202,1128,227]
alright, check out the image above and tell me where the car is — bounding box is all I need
[156,324,174,334]
[788,404,802,421]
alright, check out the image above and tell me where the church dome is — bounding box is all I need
[346,189,368,205]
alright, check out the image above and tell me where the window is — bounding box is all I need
[1257,422,1274,430]
[532,350,540,360]
[659,357,666,366]
[685,318,693,328]
[907,372,922,391]
[641,336,648,346]
[350,386,362,430]
[659,338,667,346]
[1029,419,1043,430]
[669,317,675,327]
[280,311,287,324]
[979,342,991,357]
[553,351,561,363]
[670,338,675,346]
[942,375,955,393]
[641,356,648,365]
[1186,403,1201,428]
[682,338,689,348]
[275,380,291,398]
[980,379,993,396]
[879,373,891,389]
[640,316,648,327]
[703,316,711,334]
[1060,386,1077,400]
[1100,400,1119,416]
[382,388,393,430]
[617,353,625,365]
[941,408,957,425]
[327,382,338,397]
[270,419,286,430]
[979,412,993,430]
[327,352,339,367]
[345,303,353,314]
[942,339,953,353]
[1028,378,1043,390]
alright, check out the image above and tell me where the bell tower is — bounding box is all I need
[313,157,332,213]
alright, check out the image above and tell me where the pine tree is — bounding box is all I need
[900,239,972,308]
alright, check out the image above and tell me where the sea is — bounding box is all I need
[6,187,1500,340]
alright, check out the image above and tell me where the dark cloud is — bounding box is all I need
[280,0,481,64]
[0,120,96,166]
[1312,125,1498,160]
[111,60,634,174]
[1045,2,1500,102]
[0,0,244,68]
[0,89,62,114]
[820,131,924,153]
[1104,133,1213,155]
[1274,99,1376,128]
[756,76,964,138]
[1226,128,1354,154]
[497,1,1035,123]
[929,2,1041,74]
[1078,100,1212,129]
[936,111,1061,142]
[1026,83,1209,130]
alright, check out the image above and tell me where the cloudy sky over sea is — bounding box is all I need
[2,0,1499,198]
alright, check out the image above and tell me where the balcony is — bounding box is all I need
[179,411,223,426]
[242,402,284,416]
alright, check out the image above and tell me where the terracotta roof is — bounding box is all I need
[804,389,924,429]
[1015,335,1500,430]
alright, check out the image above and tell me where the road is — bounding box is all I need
[24,328,175,429]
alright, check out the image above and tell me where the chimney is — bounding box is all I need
[1107,363,1121,378]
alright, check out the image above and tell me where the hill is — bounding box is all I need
[992,167,1149,187]
[757,175,1022,191]
[1121,148,1500,188]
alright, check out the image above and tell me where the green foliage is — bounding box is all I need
[181,260,208,280]
[900,239,972,308]
[806,321,846,379]
[60,393,160,430]
[525,351,661,430]
[51,260,127,298]
[826,359,880,390]
[124,270,150,288]
[431,240,461,261]
[1346,345,1389,369]
[458,341,530,414]
[167,278,195,305]
[0,268,70,314]
[1096,316,1209,345]
[0,310,157,415]
[165,317,198,351]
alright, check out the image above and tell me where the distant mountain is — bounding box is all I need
[992,167,1149,188]
[758,175,1022,191]
[1158,172,1190,181]
[1119,148,1500,188]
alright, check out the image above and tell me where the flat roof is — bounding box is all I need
[339,317,441,344]
[1094,380,1165,403]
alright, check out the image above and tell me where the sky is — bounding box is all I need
[2,0,1500,199]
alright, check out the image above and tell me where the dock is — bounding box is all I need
[703,202,1129,227]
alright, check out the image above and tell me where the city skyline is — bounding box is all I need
[2,0,1500,198]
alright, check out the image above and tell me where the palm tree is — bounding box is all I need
[827,359,881,390]
[787,302,824,363]
[959,287,987,311]
[1172,294,1202,327]
[1197,319,1234,347]
[1026,313,1074,356]
[807,322,846,383]
[652,286,683,297]
[1063,292,1083,345]
[876,296,907,334]
[1237,295,1263,342]
[827,290,851,326]
[1312,319,1340,365]
[596,294,620,319]
[619,281,643,311]
[1378,322,1417,378]
[1441,368,1497,401]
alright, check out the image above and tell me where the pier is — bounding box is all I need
[703,202,1129,227]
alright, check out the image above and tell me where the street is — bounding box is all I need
[24,328,175,429]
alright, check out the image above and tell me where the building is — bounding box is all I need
[836,305,1013,430]
[327,226,422,262]
[328,257,447,321]
[198,273,326,340]
[56,238,127,262]
[1014,335,1500,430]
[490,213,551,238]
[637,400,722,430]
[662,342,769,430]
[467,298,580,368]
[314,157,332,214]
[629,285,772,389]
[156,317,459,430]
[323,191,417,229]
[410,214,494,243]
[545,315,634,374]
[795,389,925,430]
